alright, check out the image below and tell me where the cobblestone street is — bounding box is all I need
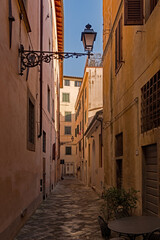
[14,177,103,240]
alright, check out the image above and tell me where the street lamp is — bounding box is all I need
[19,24,97,75]
[60,136,74,146]
[81,24,97,53]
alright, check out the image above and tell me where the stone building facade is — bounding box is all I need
[60,76,82,177]
[0,0,63,238]
[103,0,160,216]
[75,55,103,189]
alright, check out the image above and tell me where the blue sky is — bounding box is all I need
[63,0,103,77]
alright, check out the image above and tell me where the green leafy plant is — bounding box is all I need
[101,187,139,221]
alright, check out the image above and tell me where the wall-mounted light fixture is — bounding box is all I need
[19,24,97,75]
[60,136,74,146]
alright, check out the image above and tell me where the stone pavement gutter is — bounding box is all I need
[14,177,104,240]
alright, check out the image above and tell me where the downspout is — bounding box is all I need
[82,90,85,159]
[38,0,43,138]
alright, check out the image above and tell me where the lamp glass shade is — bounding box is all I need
[81,24,97,52]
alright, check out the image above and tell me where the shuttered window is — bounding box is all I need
[150,0,158,14]
[115,17,123,73]
[124,0,143,25]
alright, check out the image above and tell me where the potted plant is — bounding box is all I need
[101,187,139,221]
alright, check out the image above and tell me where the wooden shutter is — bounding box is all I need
[124,0,143,25]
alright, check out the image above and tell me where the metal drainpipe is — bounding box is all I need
[82,91,85,159]
[38,0,43,138]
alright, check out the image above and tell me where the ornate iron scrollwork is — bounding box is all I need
[19,44,92,75]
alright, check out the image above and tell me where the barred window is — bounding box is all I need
[62,93,70,102]
[141,70,160,133]
[65,126,71,135]
[65,112,71,122]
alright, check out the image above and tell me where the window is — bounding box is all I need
[99,134,102,168]
[115,133,123,157]
[77,125,79,134]
[75,128,77,137]
[80,121,81,131]
[65,126,71,135]
[62,93,70,102]
[88,144,90,167]
[115,17,123,73]
[141,70,160,133]
[52,143,55,160]
[18,0,31,32]
[145,0,159,20]
[52,100,54,121]
[65,112,71,122]
[66,146,72,155]
[64,79,70,86]
[150,0,159,14]
[116,159,122,189]
[85,87,87,99]
[23,0,27,8]
[79,141,81,151]
[75,81,81,87]
[27,90,35,151]
[124,0,143,25]
[85,111,87,124]
[47,86,50,113]
[43,131,46,153]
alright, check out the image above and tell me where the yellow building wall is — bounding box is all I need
[103,0,160,215]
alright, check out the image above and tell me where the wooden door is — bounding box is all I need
[142,144,159,216]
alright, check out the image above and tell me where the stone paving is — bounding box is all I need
[15,177,104,240]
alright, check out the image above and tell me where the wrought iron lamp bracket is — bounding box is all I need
[19,44,92,75]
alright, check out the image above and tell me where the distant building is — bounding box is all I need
[60,76,82,177]
[0,0,63,238]
[75,54,103,190]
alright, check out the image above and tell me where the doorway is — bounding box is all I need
[142,144,159,216]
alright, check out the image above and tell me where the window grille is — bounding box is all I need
[141,70,160,133]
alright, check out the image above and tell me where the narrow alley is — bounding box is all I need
[14,177,103,240]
